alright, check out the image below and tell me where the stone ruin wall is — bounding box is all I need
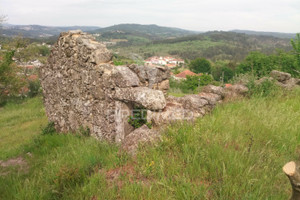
[40,30,170,142]
[40,30,228,144]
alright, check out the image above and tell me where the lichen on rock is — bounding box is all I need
[40,30,170,142]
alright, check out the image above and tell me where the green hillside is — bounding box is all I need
[1,88,300,199]
[1,23,295,62]
[92,23,197,40]
[231,29,296,39]
[110,31,292,61]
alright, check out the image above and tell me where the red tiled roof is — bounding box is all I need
[175,70,198,78]
[225,84,232,88]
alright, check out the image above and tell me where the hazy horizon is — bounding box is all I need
[1,0,300,33]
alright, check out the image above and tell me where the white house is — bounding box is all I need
[145,56,184,68]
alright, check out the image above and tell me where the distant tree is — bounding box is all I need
[275,50,300,77]
[291,33,300,68]
[213,66,234,82]
[189,58,211,74]
[221,67,234,82]
[0,50,25,104]
[236,52,276,78]
[212,61,234,82]
[14,43,50,62]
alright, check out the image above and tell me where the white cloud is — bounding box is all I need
[1,0,299,32]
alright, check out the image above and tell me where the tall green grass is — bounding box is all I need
[0,97,47,160]
[1,89,300,199]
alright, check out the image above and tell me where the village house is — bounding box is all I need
[145,56,184,68]
[173,70,202,80]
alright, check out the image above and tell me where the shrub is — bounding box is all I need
[230,72,256,85]
[181,75,213,92]
[247,78,280,97]
[169,75,213,94]
[0,50,25,105]
[78,126,91,137]
[212,61,235,82]
[128,106,152,129]
[28,80,41,98]
[42,122,56,135]
[189,58,211,74]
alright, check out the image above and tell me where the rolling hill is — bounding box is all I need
[231,29,296,39]
[92,23,198,40]
[0,24,100,38]
[110,31,293,61]
[0,23,297,62]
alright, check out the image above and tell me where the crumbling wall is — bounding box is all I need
[40,30,170,142]
[40,30,224,146]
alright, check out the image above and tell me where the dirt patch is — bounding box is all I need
[0,156,29,176]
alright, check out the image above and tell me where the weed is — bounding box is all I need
[245,132,254,153]
[52,165,85,198]
[128,106,148,129]
[28,80,41,98]
[78,126,91,137]
[42,121,56,135]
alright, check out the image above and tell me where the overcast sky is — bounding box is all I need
[1,0,300,32]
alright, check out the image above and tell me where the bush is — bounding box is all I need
[182,75,213,92]
[42,122,56,135]
[128,106,152,129]
[230,72,257,85]
[236,52,276,78]
[189,58,211,74]
[169,75,213,94]
[28,80,41,98]
[0,50,25,105]
[247,78,280,97]
[212,61,235,82]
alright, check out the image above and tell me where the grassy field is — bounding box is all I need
[1,89,300,199]
[0,98,47,160]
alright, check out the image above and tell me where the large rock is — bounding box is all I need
[201,85,225,97]
[121,125,160,155]
[270,70,291,83]
[147,102,192,126]
[257,71,300,89]
[277,78,300,89]
[114,87,166,111]
[225,84,248,95]
[153,79,170,94]
[224,84,249,100]
[112,66,140,88]
[128,64,170,88]
[147,94,215,126]
[198,92,222,104]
